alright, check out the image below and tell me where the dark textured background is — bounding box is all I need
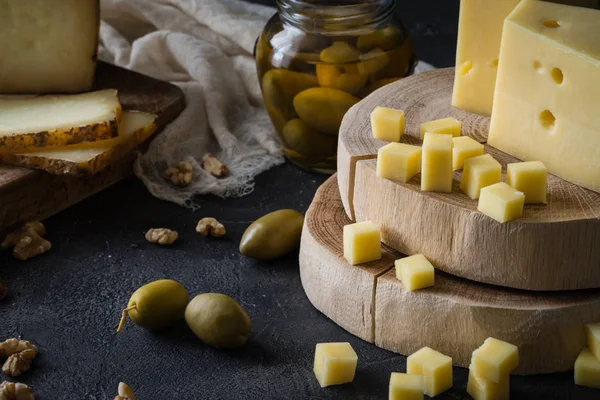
[0,1,597,399]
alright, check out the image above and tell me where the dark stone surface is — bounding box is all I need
[0,1,597,399]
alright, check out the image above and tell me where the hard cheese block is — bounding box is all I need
[488,0,600,192]
[452,0,597,116]
[0,0,100,93]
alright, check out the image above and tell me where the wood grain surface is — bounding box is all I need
[300,175,600,375]
[0,62,185,237]
[337,67,600,291]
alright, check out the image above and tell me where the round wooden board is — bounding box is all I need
[300,175,600,375]
[337,67,600,291]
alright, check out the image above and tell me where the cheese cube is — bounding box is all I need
[575,347,600,389]
[488,0,600,192]
[467,367,510,400]
[506,161,547,204]
[421,133,453,193]
[585,323,600,361]
[0,0,99,93]
[371,106,405,142]
[407,347,453,397]
[453,136,484,170]
[471,338,519,383]
[313,342,358,388]
[376,143,422,183]
[389,373,424,400]
[460,154,502,200]
[343,221,381,265]
[395,254,435,292]
[478,183,525,223]
[419,118,462,140]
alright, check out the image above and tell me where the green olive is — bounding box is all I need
[240,209,305,260]
[185,293,251,349]
[117,279,189,332]
[316,64,367,95]
[293,88,359,135]
[283,119,337,158]
[357,49,390,76]
[356,26,400,52]
[320,41,361,64]
[360,77,400,98]
[261,69,318,120]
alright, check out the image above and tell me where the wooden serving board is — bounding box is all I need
[337,67,600,291]
[0,62,185,237]
[300,175,600,375]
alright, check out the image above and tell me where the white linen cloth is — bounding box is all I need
[99,0,433,208]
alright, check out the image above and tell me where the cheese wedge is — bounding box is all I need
[0,89,121,152]
[0,111,156,176]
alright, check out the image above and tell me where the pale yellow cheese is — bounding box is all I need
[421,133,453,193]
[460,154,502,200]
[371,106,405,142]
[585,323,600,361]
[478,183,525,223]
[407,347,453,397]
[389,373,424,400]
[395,254,435,292]
[313,342,358,388]
[472,338,519,384]
[452,0,597,116]
[467,366,510,400]
[488,0,600,192]
[575,348,600,389]
[506,161,547,204]
[343,221,381,266]
[453,136,484,170]
[419,118,461,140]
[376,143,421,183]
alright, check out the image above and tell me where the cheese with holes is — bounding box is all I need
[452,0,597,116]
[313,342,358,388]
[343,221,381,265]
[488,0,600,192]
[407,347,453,397]
[389,373,424,400]
[0,0,100,93]
[421,133,453,193]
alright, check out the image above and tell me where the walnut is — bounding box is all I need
[196,218,226,237]
[0,283,6,302]
[114,382,136,400]
[202,154,229,178]
[165,161,193,187]
[145,228,178,245]
[0,339,37,377]
[1,221,51,261]
[0,381,34,400]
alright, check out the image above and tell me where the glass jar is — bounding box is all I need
[256,0,416,174]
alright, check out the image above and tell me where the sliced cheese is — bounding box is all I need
[0,0,100,94]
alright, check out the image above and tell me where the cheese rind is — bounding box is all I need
[395,254,435,292]
[467,367,510,400]
[407,347,453,397]
[419,118,461,140]
[460,154,502,200]
[371,106,405,142]
[389,373,424,400]
[575,347,600,389]
[471,338,519,384]
[421,133,453,193]
[585,323,600,362]
[452,136,484,170]
[376,143,421,183]
[506,161,547,204]
[343,221,381,266]
[313,342,358,388]
[478,183,525,223]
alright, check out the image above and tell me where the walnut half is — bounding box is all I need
[114,382,136,400]
[145,229,178,245]
[0,338,38,377]
[165,161,193,187]
[196,218,226,238]
[202,154,229,178]
[1,221,51,261]
[0,381,35,400]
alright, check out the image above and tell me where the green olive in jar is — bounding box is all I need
[320,41,361,64]
[239,209,304,260]
[185,293,251,349]
[357,49,390,76]
[356,26,400,52]
[261,69,318,119]
[283,119,337,158]
[293,88,359,135]
[316,64,368,95]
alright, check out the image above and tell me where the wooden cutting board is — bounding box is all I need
[0,62,185,237]
[337,67,600,291]
[300,175,600,375]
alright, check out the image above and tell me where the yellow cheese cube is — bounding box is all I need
[395,254,435,292]
[343,221,381,266]
[585,323,600,361]
[376,143,422,183]
[575,347,600,389]
[407,347,453,397]
[471,338,519,384]
[488,0,600,192]
[371,106,405,142]
[419,118,462,140]
[478,183,525,223]
[467,366,510,400]
[421,133,453,193]
[460,154,502,200]
[453,136,484,170]
[506,161,547,204]
[389,373,424,400]
[313,342,358,388]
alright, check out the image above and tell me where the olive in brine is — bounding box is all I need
[283,118,337,158]
[293,88,359,135]
[320,41,361,64]
[356,26,400,52]
[316,64,368,95]
[261,69,318,119]
[240,209,304,260]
